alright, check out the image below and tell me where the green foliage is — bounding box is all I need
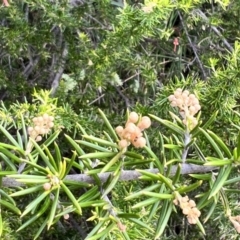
[1,0,240,239]
[0,88,239,239]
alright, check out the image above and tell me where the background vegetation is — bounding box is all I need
[1,0,240,239]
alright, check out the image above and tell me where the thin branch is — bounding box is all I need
[88,72,140,106]
[177,11,208,80]
[115,86,130,108]
[182,132,191,163]
[2,164,218,188]
[69,0,85,7]
[193,9,233,53]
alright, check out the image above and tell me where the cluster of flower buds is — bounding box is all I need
[168,88,201,130]
[173,195,201,224]
[229,216,240,233]
[28,114,54,142]
[115,112,151,149]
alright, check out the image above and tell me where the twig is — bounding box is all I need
[177,11,208,80]
[2,164,218,188]
[88,72,140,106]
[69,0,85,7]
[193,9,233,53]
[115,86,130,108]
[182,132,191,163]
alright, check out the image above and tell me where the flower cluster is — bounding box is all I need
[115,112,151,149]
[229,216,240,233]
[28,114,54,142]
[173,195,201,224]
[168,88,201,130]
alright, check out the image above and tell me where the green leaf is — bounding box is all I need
[0,171,16,176]
[76,140,112,152]
[124,151,144,160]
[204,159,232,166]
[199,128,224,159]
[86,222,115,240]
[0,189,16,206]
[125,184,160,200]
[8,174,47,179]
[102,168,121,198]
[17,158,49,174]
[196,219,206,235]
[47,187,60,229]
[137,169,161,181]
[132,197,159,209]
[100,151,123,173]
[33,218,48,240]
[39,130,60,148]
[192,111,218,137]
[224,176,240,186]
[189,173,212,180]
[31,140,57,174]
[60,182,82,214]
[79,152,117,159]
[149,115,185,135]
[78,186,100,202]
[85,213,108,239]
[0,152,17,171]
[0,199,21,215]
[235,132,240,161]
[0,147,22,163]
[177,180,202,194]
[21,190,51,217]
[65,134,85,156]
[64,152,77,178]
[163,144,183,149]
[17,197,51,232]
[21,114,28,149]
[0,125,20,148]
[16,131,23,149]
[129,218,153,231]
[98,109,118,141]
[208,165,232,199]
[155,200,173,238]
[172,163,181,184]
[0,211,2,236]
[53,142,61,172]
[157,173,175,191]
[79,136,118,148]
[144,146,163,173]
[117,213,140,219]
[207,130,232,158]
[169,111,185,126]
[43,145,58,171]
[63,179,91,188]
[10,185,44,197]
[142,191,173,199]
